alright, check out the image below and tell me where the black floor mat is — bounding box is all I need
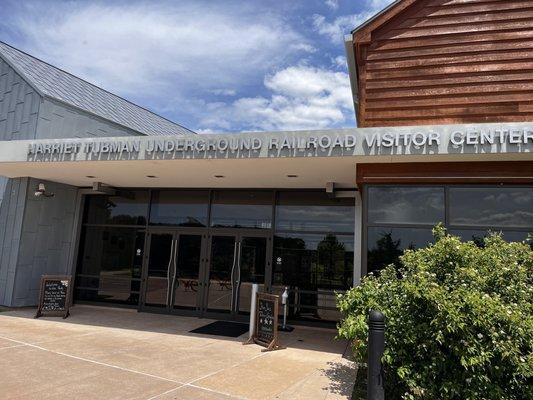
[190,321,249,338]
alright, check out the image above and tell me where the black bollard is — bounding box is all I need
[368,309,385,400]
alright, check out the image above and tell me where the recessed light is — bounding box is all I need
[86,175,96,179]
[214,175,225,178]
[287,174,298,178]
[146,175,158,178]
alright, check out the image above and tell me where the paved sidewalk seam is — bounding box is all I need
[0,334,185,385]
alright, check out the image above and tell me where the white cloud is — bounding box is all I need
[199,65,355,132]
[332,55,347,69]
[313,0,396,42]
[325,0,339,11]
[211,89,237,96]
[312,14,365,42]
[8,2,312,99]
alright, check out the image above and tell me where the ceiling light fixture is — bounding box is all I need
[146,175,158,178]
[287,174,298,178]
[214,175,225,178]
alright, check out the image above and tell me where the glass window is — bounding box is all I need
[449,187,533,228]
[272,233,354,291]
[272,233,353,322]
[367,186,445,225]
[75,227,144,305]
[210,191,273,229]
[83,191,149,225]
[450,229,532,248]
[150,190,209,227]
[367,227,434,273]
[276,191,355,232]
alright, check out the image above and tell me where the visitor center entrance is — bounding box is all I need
[141,228,271,320]
[74,189,355,323]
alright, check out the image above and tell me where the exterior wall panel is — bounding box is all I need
[0,58,41,140]
[11,179,78,306]
[37,99,142,139]
[0,178,28,305]
[0,57,142,305]
[354,0,533,127]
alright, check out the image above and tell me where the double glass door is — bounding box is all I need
[204,232,270,318]
[143,230,206,312]
[141,229,270,319]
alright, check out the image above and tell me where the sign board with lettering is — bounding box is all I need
[250,293,280,351]
[35,276,72,319]
[15,122,533,163]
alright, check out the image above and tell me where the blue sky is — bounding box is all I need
[0,0,394,133]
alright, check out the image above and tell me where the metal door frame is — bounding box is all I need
[201,228,272,321]
[139,227,208,317]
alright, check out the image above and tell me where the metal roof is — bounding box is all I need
[0,41,195,136]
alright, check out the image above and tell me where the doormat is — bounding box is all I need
[190,321,249,338]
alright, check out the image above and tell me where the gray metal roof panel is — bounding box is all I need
[0,41,195,136]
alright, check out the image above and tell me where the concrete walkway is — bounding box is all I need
[0,305,356,399]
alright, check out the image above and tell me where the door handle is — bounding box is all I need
[236,241,242,284]
[166,238,175,306]
[232,241,242,313]
[171,238,179,304]
[230,240,238,312]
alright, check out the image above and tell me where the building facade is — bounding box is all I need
[0,0,531,325]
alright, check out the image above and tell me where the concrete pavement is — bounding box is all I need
[0,305,356,399]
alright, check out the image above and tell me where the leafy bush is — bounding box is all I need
[337,225,532,400]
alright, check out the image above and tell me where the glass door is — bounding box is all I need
[142,230,206,313]
[172,234,204,311]
[236,236,267,315]
[203,232,270,318]
[205,235,237,314]
[144,232,174,308]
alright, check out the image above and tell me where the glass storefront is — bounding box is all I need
[149,190,209,227]
[73,185,533,321]
[75,226,144,305]
[272,192,355,321]
[365,185,533,274]
[210,191,273,229]
[74,189,356,322]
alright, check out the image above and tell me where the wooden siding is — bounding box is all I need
[354,0,533,127]
[356,161,533,186]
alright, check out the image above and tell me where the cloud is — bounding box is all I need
[312,13,365,42]
[211,89,237,96]
[332,55,347,69]
[325,0,339,11]
[313,0,396,42]
[5,2,312,99]
[199,65,354,132]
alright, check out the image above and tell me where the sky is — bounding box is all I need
[0,0,395,133]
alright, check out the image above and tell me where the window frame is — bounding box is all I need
[363,184,533,275]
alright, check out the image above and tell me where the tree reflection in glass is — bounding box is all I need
[273,233,353,321]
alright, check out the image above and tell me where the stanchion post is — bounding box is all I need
[248,283,259,339]
[279,286,294,332]
[368,309,385,400]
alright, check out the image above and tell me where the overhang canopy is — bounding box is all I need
[0,124,531,189]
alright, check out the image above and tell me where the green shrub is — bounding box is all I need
[337,225,533,400]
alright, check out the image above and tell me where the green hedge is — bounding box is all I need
[337,225,532,400]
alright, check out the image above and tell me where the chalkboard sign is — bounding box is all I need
[35,276,72,319]
[250,292,280,351]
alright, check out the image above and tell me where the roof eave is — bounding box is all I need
[351,0,404,36]
[344,34,359,115]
